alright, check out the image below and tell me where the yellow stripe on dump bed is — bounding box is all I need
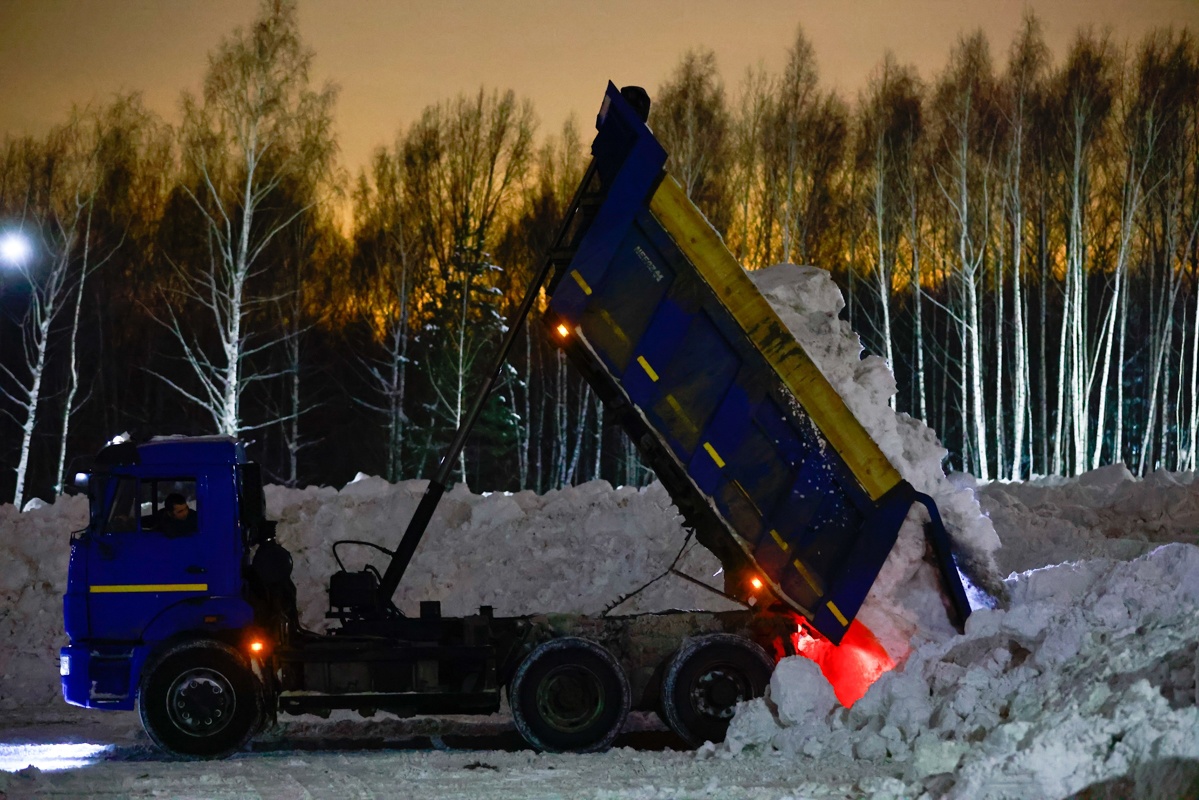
[90,584,208,593]
[648,176,903,501]
[570,270,593,295]
[637,355,659,382]
[703,442,726,468]
[770,529,789,551]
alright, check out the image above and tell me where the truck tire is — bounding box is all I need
[509,637,630,753]
[137,639,263,759]
[661,633,775,747]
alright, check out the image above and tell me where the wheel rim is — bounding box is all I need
[689,663,752,720]
[165,668,237,738]
[536,663,604,734]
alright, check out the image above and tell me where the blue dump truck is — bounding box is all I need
[61,84,970,758]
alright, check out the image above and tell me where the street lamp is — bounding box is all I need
[0,231,33,267]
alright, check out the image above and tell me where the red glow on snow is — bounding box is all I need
[792,619,896,707]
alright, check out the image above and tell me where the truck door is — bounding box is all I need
[85,474,216,642]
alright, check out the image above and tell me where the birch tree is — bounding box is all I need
[931,32,999,480]
[654,48,732,229]
[156,0,337,437]
[757,26,848,268]
[0,135,68,510]
[999,13,1049,478]
[269,196,336,486]
[0,119,109,507]
[1171,34,1199,469]
[352,148,420,481]
[1094,31,1189,469]
[1134,31,1199,472]
[51,98,164,495]
[729,66,772,265]
[857,53,922,404]
[898,104,932,422]
[1054,32,1115,475]
[402,87,535,483]
[495,119,586,489]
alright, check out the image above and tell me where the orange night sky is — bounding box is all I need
[2,0,1198,174]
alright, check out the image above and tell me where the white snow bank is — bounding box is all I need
[977,463,1199,576]
[722,542,1199,798]
[267,477,732,630]
[0,479,730,713]
[0,497,87,715]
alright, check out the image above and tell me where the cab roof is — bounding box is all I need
[136,436,246,466]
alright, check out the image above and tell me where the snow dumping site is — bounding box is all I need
[2,265,1198,799]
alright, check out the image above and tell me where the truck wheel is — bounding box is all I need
[509,637,630,753]
[661,633,775,747]
[137,640,263,759]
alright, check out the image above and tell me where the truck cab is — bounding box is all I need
[61,436,265,711]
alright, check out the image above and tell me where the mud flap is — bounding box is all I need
[913,492,972,632]
[815,483,972,643]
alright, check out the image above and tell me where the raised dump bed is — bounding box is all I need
[545,84,970,644]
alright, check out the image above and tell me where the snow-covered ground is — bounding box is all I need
[2,264,1197,798]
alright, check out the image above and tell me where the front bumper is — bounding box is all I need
[60,644,146,710]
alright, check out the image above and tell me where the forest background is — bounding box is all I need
[2,0,1198,507]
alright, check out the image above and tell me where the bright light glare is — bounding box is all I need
[249,640,264,653]
[0,232,32,266]
[555,324,570,338]
[0,743,113,772]
[750,577,764,590]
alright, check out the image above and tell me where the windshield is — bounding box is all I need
[85,473,111,530]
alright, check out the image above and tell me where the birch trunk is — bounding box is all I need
[54,205,95,497]
[1009,194,1027,479]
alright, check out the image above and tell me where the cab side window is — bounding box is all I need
[143,479,200,537]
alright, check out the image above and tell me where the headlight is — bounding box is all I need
[60,654,70,676]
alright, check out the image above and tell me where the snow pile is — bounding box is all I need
[0,478,726,712]
[0,496,87,714]
[720,542,1199,798]
[978,463,1199,575]
[750,263,1004,656]
[267,476,731,630]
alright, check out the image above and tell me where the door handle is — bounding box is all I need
[186,565,207,575]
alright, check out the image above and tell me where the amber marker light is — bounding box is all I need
[750,576,763,591]
[556,323,570,338]
[249,640,265,654]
